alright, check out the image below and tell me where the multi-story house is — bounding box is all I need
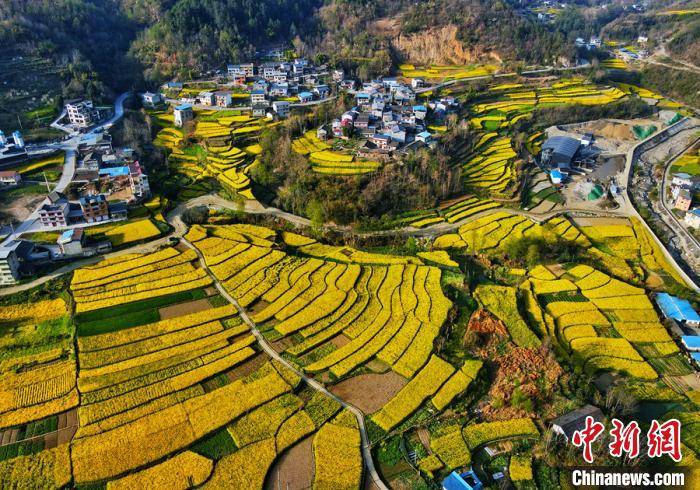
[0,241,22,285]
[214,91,232,107]
[272,101,290,118]
[79,194,110,223]
[38,192,69,228]
[198,92,215,106]
[251,90,267,105]
[129,162,151,199]
[227,63,254,78]
[65,100,100,128]
[174,104,194,127]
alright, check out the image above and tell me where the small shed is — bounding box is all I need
[550,405,604,441]
[550,169,563,185]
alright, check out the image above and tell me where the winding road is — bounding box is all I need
[181,232,388,490]
[1,92,131,246]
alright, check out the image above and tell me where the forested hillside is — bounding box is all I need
[1,0,697,98]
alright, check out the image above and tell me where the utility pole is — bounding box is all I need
[17,114,22,129]
[43,171,50,193]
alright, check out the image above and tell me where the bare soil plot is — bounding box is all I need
[4,194,45,221]
[331,371,407,414]
[225,353,266,382]
[264,435,314,490]
[158,298,212,319]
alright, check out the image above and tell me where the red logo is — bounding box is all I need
[647,419,682,462]
[572,416,606,463]
[609,419,641,458]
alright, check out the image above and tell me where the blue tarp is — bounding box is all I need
[691,352,700,363]
[656,293,700,323]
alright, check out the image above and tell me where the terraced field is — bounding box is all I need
[152,110,267,200]
[292,131,381,175]
[187,225,452,380]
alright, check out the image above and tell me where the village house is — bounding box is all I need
[685,209,700,228]
[272,101,290,118]
[65,99,100,128]
[675,189,693,212]
[174,104,194,127]
[38,192,70,228]
[251,89,267,105]
[79,195,110,223]
[140,92,163,108]
[198,92,215,106]
[0,170,21,187]
[298,91,314,103]
[227,63,254,78]
[252,104,268,117]
[214,91,232,107]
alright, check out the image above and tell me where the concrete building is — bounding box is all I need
[685,209,700,228]
[65,100,100,128]
[57,229,86,256]
[0,171,21,186]
[79,194,110,223]
[38,192,69,228]
[174,104,194,127]
[140,92,163,108]
[12,131,24,149]
[0,241,22,285]
[675,189,693,211]
[251,89,267,105]
[214,91,232,107]
[442,470,483,490]
[272,101,290,118]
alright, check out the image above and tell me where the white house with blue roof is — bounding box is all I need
[174,104,193,127]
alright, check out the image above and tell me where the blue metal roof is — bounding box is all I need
[417,131,431,138]
[656,293,700,323]
[682,336,700,349]
[299,91,313,98]
[441,471,482,490]
[691,352,700,362]
[175,104,192,110]
[99,166,130,177]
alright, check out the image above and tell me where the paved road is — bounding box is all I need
[619,118,700,292]
[181,233,389,490]
[1,93,131,246]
